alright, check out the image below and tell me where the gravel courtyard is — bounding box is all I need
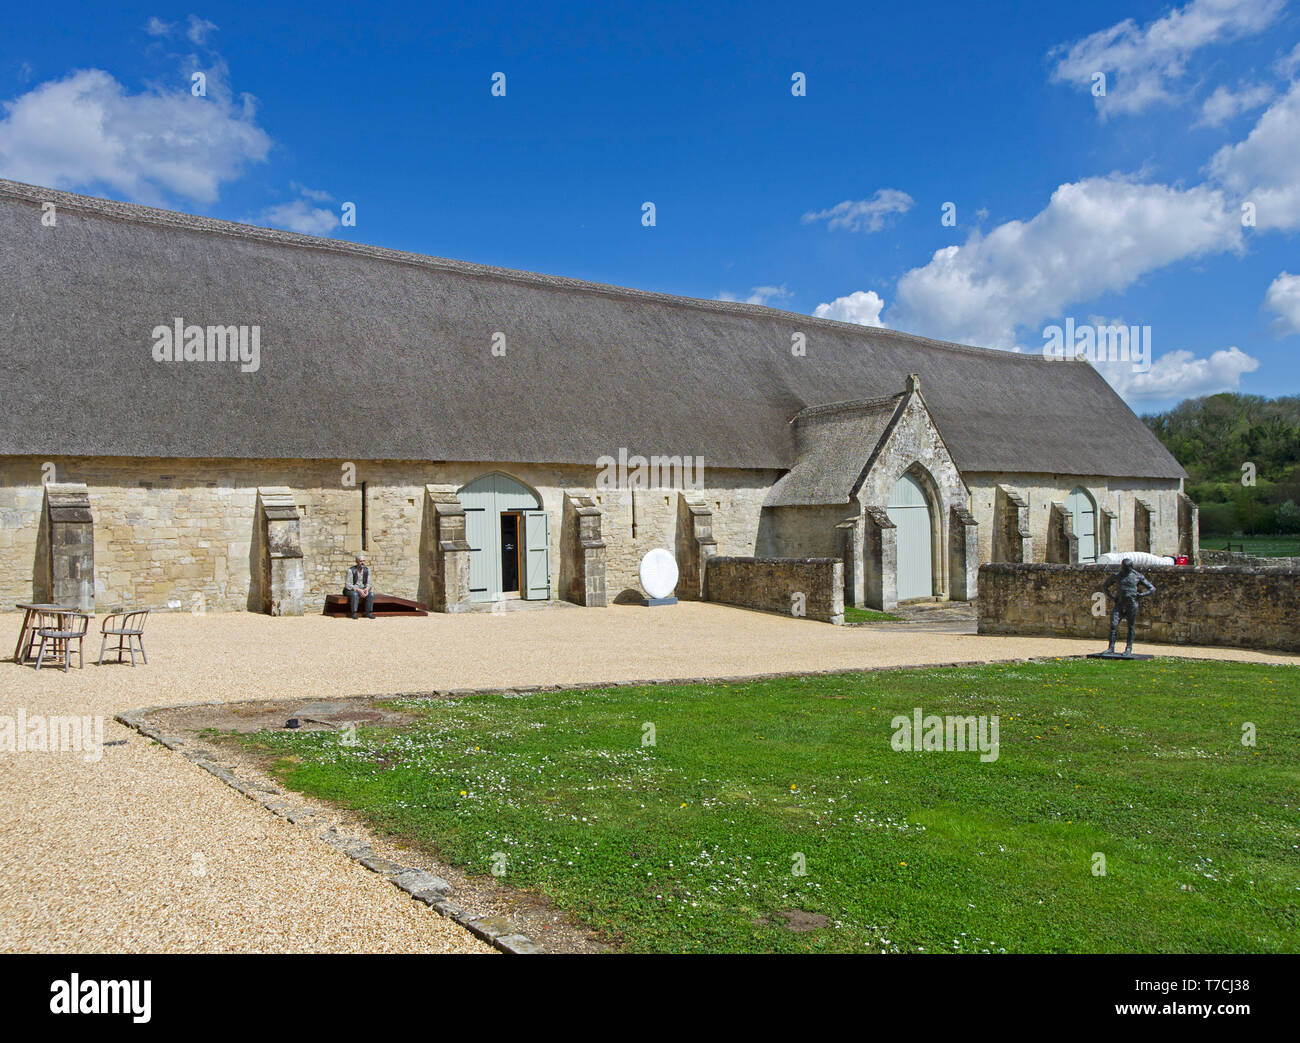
[2,602,1296,953]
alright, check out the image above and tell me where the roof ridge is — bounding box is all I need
[794,394,904,421]
[0,176,1059,365]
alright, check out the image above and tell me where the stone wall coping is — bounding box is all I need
[997,484,1028,508]
[711,555,842,565]
[979,562,1300,576]
[863,505,895,528]
[428,493,466,513]
[43,482,91,507]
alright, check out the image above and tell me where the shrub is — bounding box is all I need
[1276,500,1300,535]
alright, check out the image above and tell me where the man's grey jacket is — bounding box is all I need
[344,566,371,593]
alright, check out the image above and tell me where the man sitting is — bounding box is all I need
[344,554,376,619]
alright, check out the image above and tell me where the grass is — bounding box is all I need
[1205,535,1300,557]
[843,606,904,623]
[231,659,1300,953]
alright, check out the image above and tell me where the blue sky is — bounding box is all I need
[2,0,1298,413]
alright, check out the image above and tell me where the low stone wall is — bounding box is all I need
[704,556,844,624]
[977,562,1300,653]
[1200,549,1300,569]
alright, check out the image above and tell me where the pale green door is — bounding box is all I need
[888,474,933,601]
[522,510,550,600]
[1067,487,1097,563]
[459,473,547,602]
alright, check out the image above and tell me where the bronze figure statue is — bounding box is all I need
[1101,558,1156,656]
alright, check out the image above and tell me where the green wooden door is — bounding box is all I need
[522,510,550,600]
[459,473,546,602]
[888,474,933,601]
[1067,487,1097,563]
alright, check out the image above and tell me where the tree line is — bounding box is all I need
[1142,393,1300,537]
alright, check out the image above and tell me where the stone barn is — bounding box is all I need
[0,178,1195,614]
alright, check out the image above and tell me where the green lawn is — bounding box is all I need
[1205,535,1300,557]
[232,659,1300,953]
[843,605,904,623]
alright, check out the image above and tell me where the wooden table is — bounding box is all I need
[12,603,90,664]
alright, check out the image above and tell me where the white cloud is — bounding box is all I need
[144,17,173,37]
[0,67,271,204]
[290,181,333,203]
[812,290,888,328]
[1276,41,1300,78]
[887,175,1241,348]
[1195,81,1274,126]
[801,189,913,233]
[255,196,340,236]
[1049,0,1283,118]
[717,284,791,307]
[1209,79,1300,230]
[187,16,219,46]
[1095,345,1259,400]
[1264,271,1300,335]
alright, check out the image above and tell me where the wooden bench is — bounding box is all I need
[323,593,429,618]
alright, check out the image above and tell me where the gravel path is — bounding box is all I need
[2,602,1295,953]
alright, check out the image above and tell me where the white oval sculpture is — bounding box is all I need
[639,548,679,600]
[1099,551,1176,567]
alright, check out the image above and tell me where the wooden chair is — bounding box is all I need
[98,609,150,666]
[34,610,90,672]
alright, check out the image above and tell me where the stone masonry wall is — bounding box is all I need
[756,503,847,559]
[0,456,776,611]
[704,556,844,624]
[1201,549,1300,569]
[966,473,1183,563]
[977,562,1300,653]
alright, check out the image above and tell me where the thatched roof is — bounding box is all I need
[0,178,1186,480]
[764,395,905,506]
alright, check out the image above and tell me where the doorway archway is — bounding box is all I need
[458,473,550,602]
[1067,486,1098,563]
[887,473,934,601]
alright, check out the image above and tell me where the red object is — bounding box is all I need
[1174,555,1190,566]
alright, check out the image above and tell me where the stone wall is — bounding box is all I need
[1200,549,1300,569]
[576,474,777,602]
[0,455,775,611]
[756,503,847,559]
[704,556,844,624]
[977,561,1300,653]
[0,453,1198,615]
[965,473,1184,563]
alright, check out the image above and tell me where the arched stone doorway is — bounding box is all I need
[1067,486,1098,563]
[887,473,934,601]
[458,472,550,602]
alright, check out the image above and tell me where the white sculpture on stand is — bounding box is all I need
[639,548,679,606]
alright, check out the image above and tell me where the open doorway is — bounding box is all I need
[459,472,549,602]
[500,511,522,595]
